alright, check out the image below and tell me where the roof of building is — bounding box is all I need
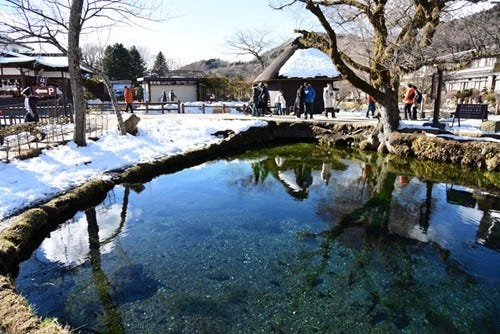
[0,51,91,73]
[254,38,341,83]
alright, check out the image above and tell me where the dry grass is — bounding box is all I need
[0,275,71,334]
[16,148,43,160]
[212,106,229,114]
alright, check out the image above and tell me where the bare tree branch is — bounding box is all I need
[0,0,167,54]
[225,28,279,69]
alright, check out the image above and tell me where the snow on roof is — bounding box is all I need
[34,55,69,68]
[0,51,35,64]
[278,48,340,78]
[0,52,92,73]
[0,52,69,67]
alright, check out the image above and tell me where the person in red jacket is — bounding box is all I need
[124,86,134,113]
[366,95,376,118]
[403,84,415,120]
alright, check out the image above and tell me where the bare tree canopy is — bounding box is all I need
[225,28,282,69]
[0,0,164,53]
[270,0,499,151]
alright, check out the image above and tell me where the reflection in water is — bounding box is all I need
[15,144,500,333]
[321,162,332,185]
[86,207,125,334]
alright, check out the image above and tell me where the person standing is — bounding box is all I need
[403,83,415,120]
[274,90,286,115]
[169,89,176,102]
[124,86,134,113]
[294,84,305,118]
[250,83,261,116]
[259,82,270,115]
[366,95,376,118]
[161,90,168,103]
[304,82,316,119]
[411,86,422,120]
[22,87,39,123]
[323,83,336,118]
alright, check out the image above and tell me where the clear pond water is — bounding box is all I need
[16,144,500,333]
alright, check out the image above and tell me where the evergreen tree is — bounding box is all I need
[102,43,133,80]
[151,51,168,76]
[129,46,146,80]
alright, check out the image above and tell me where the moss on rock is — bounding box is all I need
[0,275,71,334]
[386,132,499,171]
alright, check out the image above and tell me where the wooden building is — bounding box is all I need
[0,50,91,101]
[254,38,342,114]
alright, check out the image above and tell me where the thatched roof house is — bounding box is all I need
[254,38,342,114]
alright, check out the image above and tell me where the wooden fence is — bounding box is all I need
[0,99,73,126]
[87,101,248,114]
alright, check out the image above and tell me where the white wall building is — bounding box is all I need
[138,76,198,103]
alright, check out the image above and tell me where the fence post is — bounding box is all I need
[67,103,74,123]
[202,104,205,114]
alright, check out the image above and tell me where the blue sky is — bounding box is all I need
[99,0,315,66]
[93,0,497,67]
[3,0,495,67]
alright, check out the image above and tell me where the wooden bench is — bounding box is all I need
[451,103,488,126]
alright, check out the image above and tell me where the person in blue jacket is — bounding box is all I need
[304,82,316,119]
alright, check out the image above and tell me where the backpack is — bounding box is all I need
[414,89,422,103]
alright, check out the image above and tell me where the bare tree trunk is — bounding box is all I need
[86,66,126,135]
[101,77,126,135]
[68,0,86,146]
[377,94,400,152]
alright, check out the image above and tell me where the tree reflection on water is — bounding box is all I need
[245,145,499,253]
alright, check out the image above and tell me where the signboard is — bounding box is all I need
[33,85,56,97]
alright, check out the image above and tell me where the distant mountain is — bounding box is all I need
[177,43,289,81]
[431,4,499,55]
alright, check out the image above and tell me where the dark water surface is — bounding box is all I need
[16,144,499,333]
